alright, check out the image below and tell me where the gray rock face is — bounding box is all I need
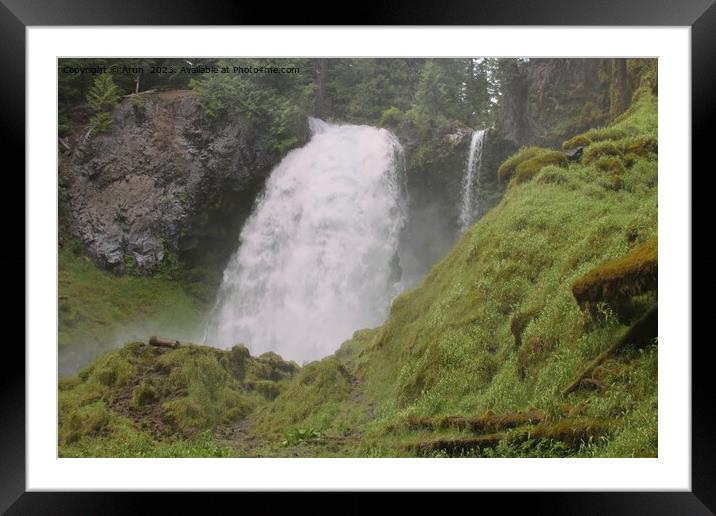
[496,58,615,149]
[395,122,473,285]
[61,92,295,273]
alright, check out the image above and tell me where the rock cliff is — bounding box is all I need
[60,91,302,273]
[60,59,640,279]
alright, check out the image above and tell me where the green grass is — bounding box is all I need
[58,88,659,458]
[240,89,658,457]
[58,244,209,372]
[59,341,299,457]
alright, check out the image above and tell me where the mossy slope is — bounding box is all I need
[59,89,659,458]
[244,89,658,458]
[59,342,298,457]
[58,243,213,374]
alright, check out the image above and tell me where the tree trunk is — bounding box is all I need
[148,335,181,348]
[313,59,329,118]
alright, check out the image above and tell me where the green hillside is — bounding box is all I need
[246,88,658,458]
[58,86,658,459]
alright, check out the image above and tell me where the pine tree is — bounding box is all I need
[87,73,120,134]
[414,60,450,122]
[87,73,120,113]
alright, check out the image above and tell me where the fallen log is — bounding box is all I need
[410,433,507,454]
[148,335,181,349]
[572,239,657,315]
[579,378,605,391]
[123,89,157,98]
[562,306,657,396]
[409,417,613,455]
[407,408,545,433]
[58,137,71,153]
[529,418,613,447]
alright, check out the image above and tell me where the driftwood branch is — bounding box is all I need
[58,137,71,153]
[148,335,181,349]
[123,89,157,98]
[407,409,545,433]
[562,306,657,396]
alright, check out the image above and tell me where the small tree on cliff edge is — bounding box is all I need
[87,73,120,134]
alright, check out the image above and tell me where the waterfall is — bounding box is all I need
[458,129,487,232]
[204,118,407,363]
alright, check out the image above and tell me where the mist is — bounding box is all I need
[203,118,408,363]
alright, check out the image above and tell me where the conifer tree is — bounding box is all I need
[87,73,120,133]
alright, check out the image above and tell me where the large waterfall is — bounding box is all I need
[205,118,407,363]
[458,129,487,232]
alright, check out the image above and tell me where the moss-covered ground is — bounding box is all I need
[58,88,658,458]
[58,243,211,373]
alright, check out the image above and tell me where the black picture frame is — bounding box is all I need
[5,0,709,512]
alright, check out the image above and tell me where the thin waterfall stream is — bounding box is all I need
[458,129,487,232]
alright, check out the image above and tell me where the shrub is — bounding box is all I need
[58,111,71,136]
[282,428,321,447]
[624,135,657,157]
[563,127,627,153]
[130,94,147,111]
[248,380,283,400]
[163,397,205,433]
[226,344,250,382]
[89,112,113,134]
[593,157,625,175]
[562,134,591,152]
[87,73,121,113]
[379,106,404,127]
[588,127,627,143]
[513,151,567,184]
[497,147,549,183]
[62,402,111,444]
[93,353,136,388]
[160,352,255,434]
[87,73,120,134]
[582,141,623,164]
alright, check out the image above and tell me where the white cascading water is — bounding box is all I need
[204,118,407,363]
[458,129,487,232]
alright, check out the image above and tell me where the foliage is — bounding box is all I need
[414,61,451,122]
[282,428,321,447]
[250,357,355,438]
[58,111,71,136]
[89,112,113,134]
[58,243,208,368]
[497,146,551,183]
[263,89,658,458]
[59,341,300,457]
[379,106,404,127]
[86,73,121,134]
[57,63,659,458]
[189,58,313,155]
[513,150,567,185]
[87,73,121,113]
[58,58,221,112]
[160,352,255,433]
[189,57,500,136]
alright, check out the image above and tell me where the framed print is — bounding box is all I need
[6,0,710,512]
